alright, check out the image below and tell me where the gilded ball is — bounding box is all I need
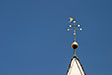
[71,42,78,49]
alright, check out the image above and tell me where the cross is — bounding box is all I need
[67,17,82,42]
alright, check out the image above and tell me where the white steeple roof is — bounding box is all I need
[67,57,86,75]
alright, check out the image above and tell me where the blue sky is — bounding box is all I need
[0,0,112,75]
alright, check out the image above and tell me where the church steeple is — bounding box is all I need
[67,17,86,75]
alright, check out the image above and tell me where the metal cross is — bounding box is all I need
[67,17,82,42]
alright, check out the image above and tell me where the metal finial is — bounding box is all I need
[67,17,82,56]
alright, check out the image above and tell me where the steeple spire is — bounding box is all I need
[67,17,86,75]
